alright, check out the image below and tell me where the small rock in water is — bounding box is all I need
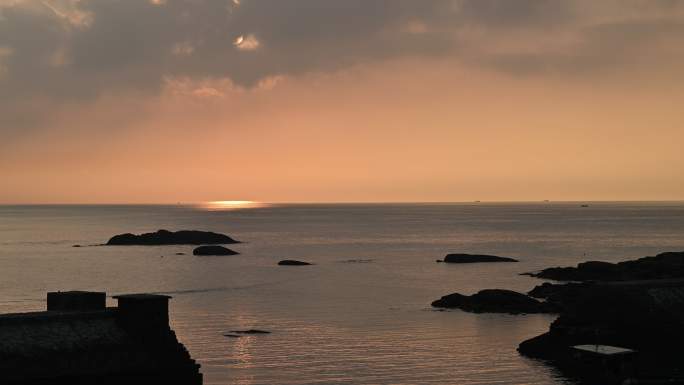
[193,245,239,256]
[175,252,185,255]
[278,260,312,266]
[431,289,555,314]
[72,244,82,248]
[106,229,239,245]
[442,253,518,263]
[229,329,271,334]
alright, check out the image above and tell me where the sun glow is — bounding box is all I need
[202,200,265,210]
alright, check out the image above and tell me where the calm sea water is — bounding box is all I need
[1,202,683,384]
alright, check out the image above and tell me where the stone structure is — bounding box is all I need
[0,291,202,385]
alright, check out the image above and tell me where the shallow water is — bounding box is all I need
[1,202,683,384]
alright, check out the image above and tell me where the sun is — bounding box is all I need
[202,200,265,210]
[213,200,253,205]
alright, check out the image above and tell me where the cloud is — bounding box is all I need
[233,34,260,51]
[453,0,575,27]
[480,17,684,76]
[0,0,683,133]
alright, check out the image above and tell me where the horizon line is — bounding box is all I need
[2,199,684,206]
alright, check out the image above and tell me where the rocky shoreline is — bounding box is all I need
[517,251,684,384]
[433,251,684,384]
[522,251,684,281]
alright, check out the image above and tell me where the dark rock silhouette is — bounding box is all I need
[523,251,684,281]
[106,229,239,246]
[278,260,312,266]
[518,251,684,384]
[229,329,271,334]
[72,244,82,247]
[519,279,684,384]
[0,291,202,385]
[527,282,591,312]
[192,246,238,256]
[431,289,555,314]
[439,253,518,263]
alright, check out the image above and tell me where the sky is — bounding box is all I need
[1,0,683,203]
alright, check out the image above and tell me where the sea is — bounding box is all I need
[1,202,683,385]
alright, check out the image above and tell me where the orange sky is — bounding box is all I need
[1,1,683,203]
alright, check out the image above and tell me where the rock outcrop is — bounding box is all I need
[431,289,555,314]
[523,251,684,281]
[439,253,518,263]
[527,282,592,312]
[518,251,684,384]
[518,279,684,384]
[192,246,238,256]
[278,260,312,266]
[106,229,239,246]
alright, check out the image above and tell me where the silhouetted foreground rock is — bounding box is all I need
[519,279,684,384]
[278,260,312,266]
[523,251,684,281]
[527,282,591,312]
[439,253,518,263]
[107,229,238,245]
[528,281,587,299]
[0,291,201,385]
[518,251,684,384]
[431,289,555,314]
[192,245,238,256]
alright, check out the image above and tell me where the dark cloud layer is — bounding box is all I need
[1,0,683,129]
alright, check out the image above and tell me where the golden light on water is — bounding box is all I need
[201,200,266,210]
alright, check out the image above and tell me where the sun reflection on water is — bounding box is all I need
[200,200,267,211]
[231,333,255,368]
